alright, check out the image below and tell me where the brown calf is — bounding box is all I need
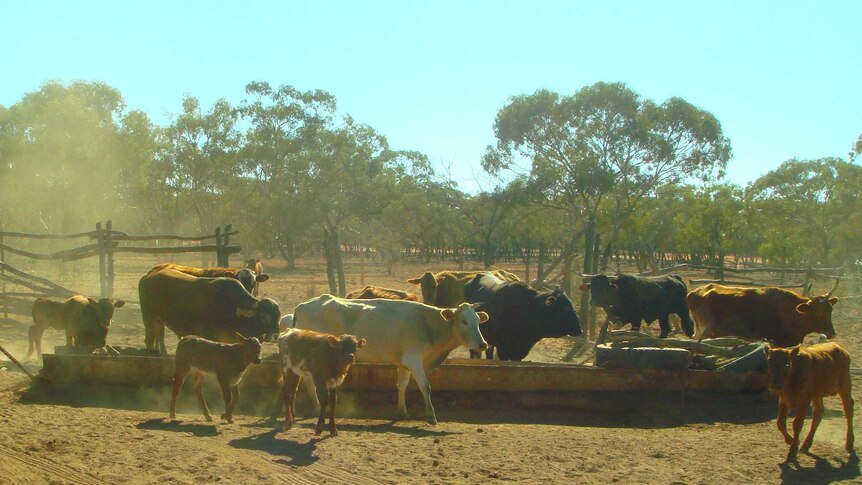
[28,296,125,361]
[244,259,266,296]
[345,285,419,301]
[170,333,262,424]
[768,342,854,462]
[278,328,366,436]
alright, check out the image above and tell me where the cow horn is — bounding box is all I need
[826,278,839,297]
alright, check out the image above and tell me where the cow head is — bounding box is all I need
[328,334,366,373]
[236,268,258,294]
[440,302,488,352]
[794,280,839,338]
[235,332,263,365]
[542,288,582,337]
[407,271,438,304]
[579,274,615,307]
[86,297,126,328]
[767,345,798,392]
[235,298,281,342]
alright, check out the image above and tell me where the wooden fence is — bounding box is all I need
[0,221,240,321]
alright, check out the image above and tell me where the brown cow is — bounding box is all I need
[170,333,262,423]
[406,269,519,307]
[27,296,125,361]
[139,268,280,354]
[687,280,839,347]
[345,285,419,301]
[278,328,366,436]
[244,258,267,296]
[767,342,854,461]
[148,263,269,296]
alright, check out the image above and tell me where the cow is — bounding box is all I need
[244,258,267,296]
[278,328,366,436]
[767,342,854,462]
[345,285,419,302]
[27,296,125,361]
[293,296,488,424]
[407,269,520,307]
[147,263,269,297]
[687,280,839,347]
[138,268,280,355]
[465,282,582,360]
[169,333,263,423]
[579,274,695,338]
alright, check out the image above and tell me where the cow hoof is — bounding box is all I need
[330,430,339,436]
[279,422,292,432]
[205,415,213,422]
[314,428,323,436]
[396,412,411,421]
[221,413,233,423]
[426,418,438,426]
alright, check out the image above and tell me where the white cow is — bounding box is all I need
[292,295,488,424]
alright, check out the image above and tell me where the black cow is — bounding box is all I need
[462,272,506,304]
[579,273,694,338]
[466,282,581,361]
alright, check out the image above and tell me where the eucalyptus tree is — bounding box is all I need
[158,95,241,236]
[238,81,336,269]
[483,82,731,279]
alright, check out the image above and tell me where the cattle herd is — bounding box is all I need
[22,262,855,461]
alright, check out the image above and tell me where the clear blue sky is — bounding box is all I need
[1,0,859,192]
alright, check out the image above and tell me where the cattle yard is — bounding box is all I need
[1,253,862,483]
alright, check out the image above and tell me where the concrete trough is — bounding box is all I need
[41,353,768,394]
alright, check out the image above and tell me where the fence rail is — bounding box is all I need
[0,222,240,319]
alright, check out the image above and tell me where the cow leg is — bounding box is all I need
[404,356,436,425]
[312,377,329,436]
[485,346,495,360]
[217,375,235,423]
[302,377,321,416]
[776,398,792,445]
[158,327,168,356]
[658,316,670,338]
[27,326,43,360]
[395,366,412,420]
[696,322,714,344]
[193,373,212,422]
[169,367,189,420]
[787,402,809,462]
[840,386,855,452]
[328,387,338,436]
[64,325,73,349]
[281,372,300,430]
[801,398,824,453]
[469,349,481,359]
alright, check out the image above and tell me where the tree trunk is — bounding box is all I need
[578,216,595,339]
[331,229,346,297]
[323,229,337,295]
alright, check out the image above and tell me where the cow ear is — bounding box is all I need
[407,277,422,285]
[357,338,367,348]
[113,300,126,308]
[795,302,811,314]
[829,297,839,306]
[327,335,339,348]
[476,311,489,324]
[440,309,456,321]
[235,331,247,341]
[87,297,98,306]
[578,284,590,291]
[256,273,270,282]
[545,296,557,306]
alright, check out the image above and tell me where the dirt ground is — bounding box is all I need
[1,255,861,484]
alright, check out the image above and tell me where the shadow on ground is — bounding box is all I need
[228,429,320,466]
[780,451,859,485]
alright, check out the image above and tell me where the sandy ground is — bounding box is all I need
[1,256,861,483]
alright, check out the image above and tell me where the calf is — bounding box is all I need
[278,328,366,436]
[244,259,267,296]
[169,333,263,423]
[768,342,854,462]
[27,296,125,361]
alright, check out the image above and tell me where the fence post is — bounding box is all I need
[1,224,6,322]
[222,223,232,267]
[106,220,115,298]
[96,222,107,298]
[215,227,224,267]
